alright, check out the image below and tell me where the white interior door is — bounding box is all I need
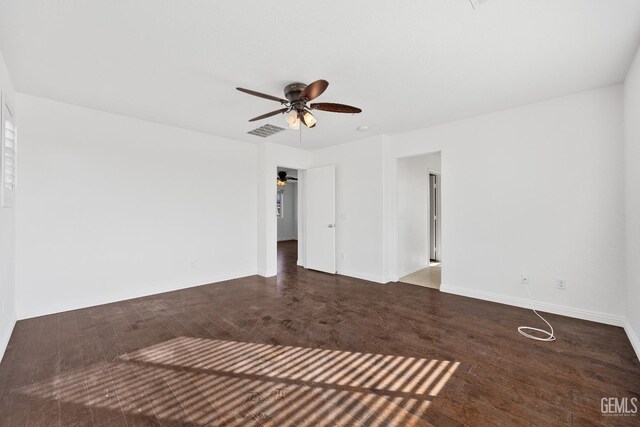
[305,165,336,273]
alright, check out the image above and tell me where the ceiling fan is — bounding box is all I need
[277,171,297,186]
[236,79,362,129]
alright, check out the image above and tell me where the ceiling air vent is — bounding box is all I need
[247,124,286,138]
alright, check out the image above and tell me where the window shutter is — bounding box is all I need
[1,94,16,208]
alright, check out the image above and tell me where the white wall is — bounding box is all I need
[277,183,297,241]
[0,50,16,361]
[386,85,626,325]
[313,135,386,283]
[624,45,640,354]
[397,153,441,277]
[15,94,259,319]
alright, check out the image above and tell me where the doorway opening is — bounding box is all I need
[397,152,442,289]
[276,167,300,274]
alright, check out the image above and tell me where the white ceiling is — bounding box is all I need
[1,1,639,150]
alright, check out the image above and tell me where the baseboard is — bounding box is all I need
[0,314,16,363]
[398,263,429,279]
[337,269,387,284]
[440,284,625,327]
[17,269,257,320]
[623,318,640,360]
[269,264,385,284]
[257,268,276,278]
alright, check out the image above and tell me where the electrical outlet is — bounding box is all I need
[556,279,567,290]
[521,273,529,285]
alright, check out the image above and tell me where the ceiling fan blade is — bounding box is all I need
[248,108,288,122]
[287,177,298,180]
[310,103,362,114]
[300,79,329,101]
[236,87,288,104]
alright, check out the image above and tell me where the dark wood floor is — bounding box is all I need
[0,240,638,426]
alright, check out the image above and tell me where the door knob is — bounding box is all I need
[328,224,335,228]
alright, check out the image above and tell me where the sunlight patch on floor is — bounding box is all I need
[20,337,459,426]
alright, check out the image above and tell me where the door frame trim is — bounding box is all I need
[428,170,441,262]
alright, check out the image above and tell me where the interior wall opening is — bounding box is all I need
[276,166,300,274]
[397,152,442,290]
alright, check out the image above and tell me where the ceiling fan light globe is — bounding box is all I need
[286,111,300,129]
[302,111,317,128]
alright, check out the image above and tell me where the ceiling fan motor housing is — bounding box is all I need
[284,82,308,103]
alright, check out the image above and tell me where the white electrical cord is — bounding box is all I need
[518,285,556,342]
